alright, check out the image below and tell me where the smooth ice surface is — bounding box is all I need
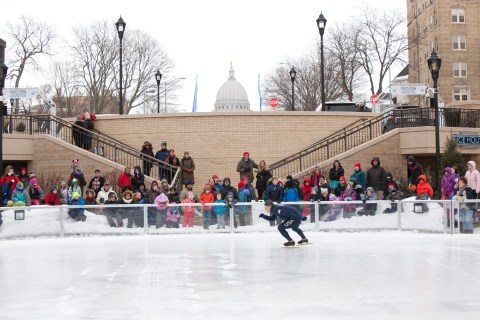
[1,232,480,320]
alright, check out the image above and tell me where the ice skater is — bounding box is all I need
[259,200,308,247]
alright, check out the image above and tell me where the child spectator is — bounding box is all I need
[322,189,341,222]
[453,177,475,233]
[416,175,433,212]
[383,186,404,213]
[264,177,283,204]
[310,166,322,188]
[338,182,357,219]
[181,191,196,228]
[84,189,97,205]
[1,165,20,205]
[136,182,147,199]
[283,176,300,202]
[334,176,347,197]
[8,182,30,207]
[312,176,331,195]
[166,202,180,228]
[441,167,457,200]
[200,184,215,229]
[214,193,227,229]
[301,177,312,201]
[104,192,123,228]
[350,162,366,190]
[59,181,69,205]
[154,193,169,229]
[132,192,144,228]
[384,172,400,196]
[118,190,135,228]
[27,178,45,205]
[45,186,61,206]
[17,167,29,186]
[68,178,82,200]
[168,187,180,204]
[68,192,86,222]
[358,187,377,216]
[69,166,87,195]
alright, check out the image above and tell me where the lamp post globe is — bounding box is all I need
[289,67,297,111]
[316,12,327,111]
[155,70,162,113]
[115,16,126,115]
[427,49,442,191]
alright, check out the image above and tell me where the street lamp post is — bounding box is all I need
[316,12,327,111]
[155,70,162,113]
[0,39,8,172]
[289,67,297,111]
[427,49,442,191]
[115,16,126,115]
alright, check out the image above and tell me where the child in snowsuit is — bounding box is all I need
[27,178,44,205]
[166,202,180,228]
[383,186,404,213]
[358,187,377,216]
[338,182,357,219]
[213,192,227,229]
[8,182,30,207]
[68,192,86,221]
[45,186,61,206]
[441,167,457,200]
[200,184,215,229]
[181,192,196,228]
[259,200,308,246]
[416,175,433,212]
[154,193,169,228]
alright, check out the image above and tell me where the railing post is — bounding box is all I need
[29,116,33,134]
[143,205,149,234]
[299,157,303,172]
[314,202,319,231]
[397,200,402,231]
[229,207,234,234]
[343,132,347,153]
[369,122,372,140]
[59,205,65,238]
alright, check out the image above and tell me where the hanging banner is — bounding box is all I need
[390,84,426,96]
[3,88,39,99]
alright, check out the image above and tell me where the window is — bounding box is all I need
[452,35,466,50]
[453,63,467,77]
[452,9,465,23]
[453,87,469,101]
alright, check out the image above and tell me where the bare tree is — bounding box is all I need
[355,7,408,95]
[51,62,85,117]
[6,16,55,113]
[327,23,364,101]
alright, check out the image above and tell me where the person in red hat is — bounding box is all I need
[18,167,29,186]
[334,176,347,197]
[236,152,258,186]
[349,162,366,189]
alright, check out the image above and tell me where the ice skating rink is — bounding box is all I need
[1,232,480,320]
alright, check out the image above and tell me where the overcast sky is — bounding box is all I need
[1,0,406,113]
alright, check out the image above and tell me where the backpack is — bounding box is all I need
[283,187,299,202]
[238,188,252,203]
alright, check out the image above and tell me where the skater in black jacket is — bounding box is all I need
[259,200,308,246]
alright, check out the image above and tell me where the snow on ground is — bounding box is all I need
[1,232,480,320]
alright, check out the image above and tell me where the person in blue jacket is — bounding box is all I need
[259,200,308,246]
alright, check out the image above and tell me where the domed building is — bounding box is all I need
[214,64,251,112]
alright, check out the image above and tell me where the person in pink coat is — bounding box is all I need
[465,161,480,198]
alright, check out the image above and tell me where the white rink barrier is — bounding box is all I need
[0,199,477,239]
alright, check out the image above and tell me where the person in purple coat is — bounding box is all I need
[441,167,457,200]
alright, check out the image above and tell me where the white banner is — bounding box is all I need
[3,87,39,99]
[390,83,426,96]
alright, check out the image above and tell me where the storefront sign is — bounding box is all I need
[453,133,480,147]
[390,83,426,96]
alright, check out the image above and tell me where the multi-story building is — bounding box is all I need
[407,0,480,107]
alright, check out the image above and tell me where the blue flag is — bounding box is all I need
[258,73,262,111]
[192,75,198,112]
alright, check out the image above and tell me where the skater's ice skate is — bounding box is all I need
[298,238,308,245]
[284,240,295,247]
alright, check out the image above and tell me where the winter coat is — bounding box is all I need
[45,192,61,206]
[166,206,180,223]
[310,172,322,188]
[386,190,404,201]
[350,168,366,189]
[180,157,195,185]
[329,165,344,181]
[0,173,20,191]
[96,187,116,204]
[141,142,155,159]
[408,157,424,186]
[261,204,302,222]
[69,171,87,189]
[256,168,272,190]
[199,192,215,210]
[155,148,170,162]
[338,188,357,212]
[334,183,346,197]
[465,161,480,194]
[118,172,133,190]
[27,185,44,201]
[180,186,197,202]
[68,185,82,199]
[132,166,145,190]
[220,178,238,200]
[301,177,312,201]
[416,175,433,198]
[213,199,228,215]
[366,157,386,191]
[236,158,259,183]
[264,183,283,202]
[11,189,31,206]
[146,186,161,203]
[441,168,457,196]
[167,192,180,204]
[166,155,180,167]
[88,176,105,195]
[453,186,475,209]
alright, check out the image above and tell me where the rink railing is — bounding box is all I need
[0,200,478,239]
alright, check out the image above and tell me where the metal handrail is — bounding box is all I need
[3,114,182,189]
[269,107,479,179]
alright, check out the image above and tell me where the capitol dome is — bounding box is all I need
[214,64,250,112]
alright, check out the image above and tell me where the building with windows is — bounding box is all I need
[407,0,479,107]
[214,64,251,112]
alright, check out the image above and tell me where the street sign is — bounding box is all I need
[390,83,426,96]
[370,94,380,104]
[269,97,279,108]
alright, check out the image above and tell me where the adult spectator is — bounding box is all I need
[1,165,20,205]
[236,152,258,184]
[165,149,180,184]
[96,181,115,204]
[465,161,480,197]
[82,111,95,151]
[17,167,29,186]
[140,141,154,177]
[312,175,331,195]
[366,156,387,200]
[334,176,347,197]
[180,179,197,201]
[255,160,272,201]
[132,166,145,191]
[146,180,161,203]
[310,166,322,188]
[350,162,366,189]
[220,177,238,200]
[72,116,84,148]
[329,160,344,189]
[264,177,284,203]
[117,166,134,192]
[407,156,423,188]
[180,151,195,186]
[283,175,301,202]
[88,169,105,196]
[155,141,170,180]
